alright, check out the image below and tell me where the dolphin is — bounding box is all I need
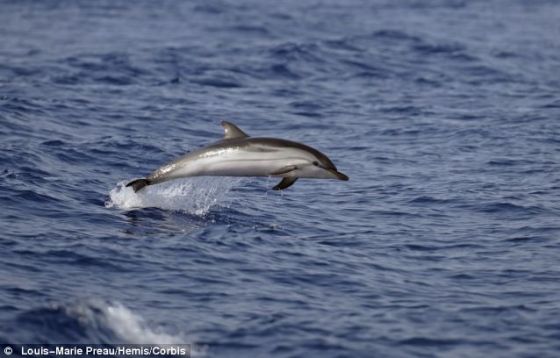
[126,121,349,192]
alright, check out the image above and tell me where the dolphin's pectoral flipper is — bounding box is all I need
[273,177,298,190]
[221,121,249,139]
[126,178,151,193]
[270,165,298,176]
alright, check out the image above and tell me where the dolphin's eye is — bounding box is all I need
[313,161,319,166]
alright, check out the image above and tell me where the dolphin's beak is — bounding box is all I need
[335,171,349,181]
[318,163,349,181]
[327,168,348,181]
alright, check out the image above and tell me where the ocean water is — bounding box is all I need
[1,0,560,357]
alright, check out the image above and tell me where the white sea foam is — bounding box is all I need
[101,302,207,356]
[105,177,242,216]
[57,300,207,355]
[102,302,182,344]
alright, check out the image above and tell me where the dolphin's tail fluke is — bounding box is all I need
[126,178,151,192]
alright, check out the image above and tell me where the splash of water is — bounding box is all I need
[105,177,242,216]
[101,302,207,355]
[98,301,182,344]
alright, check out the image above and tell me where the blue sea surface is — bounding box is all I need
[1,0,560,357]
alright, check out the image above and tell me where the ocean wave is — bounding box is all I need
[9,299,189,345]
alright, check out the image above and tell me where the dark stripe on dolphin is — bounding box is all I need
[204,137,338,170]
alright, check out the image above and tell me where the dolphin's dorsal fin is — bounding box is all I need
[221,121,249,139]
